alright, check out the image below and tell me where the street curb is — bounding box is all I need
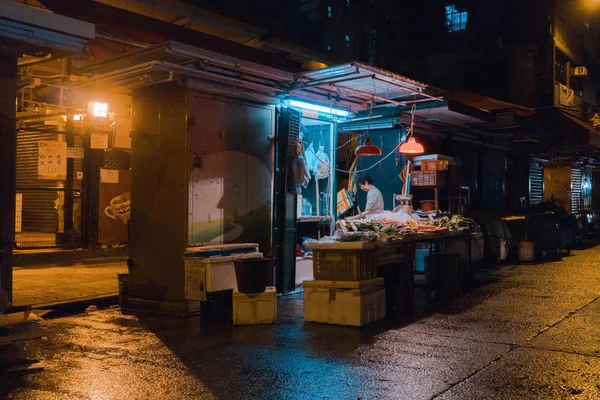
[13,247,128,267]
[11,295,119,318]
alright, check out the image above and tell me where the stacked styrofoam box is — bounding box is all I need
[303,242,386,327]
[303,278,385,327]
[183,243,259,301]
[233,286,277,325]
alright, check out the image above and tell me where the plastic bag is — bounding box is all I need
[305,142,317,173]
[314,146,330,179]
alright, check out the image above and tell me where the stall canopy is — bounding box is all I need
[290,62,444,112]
[75,42,443,111]
[0,0,94,53]
[75,41,294,103]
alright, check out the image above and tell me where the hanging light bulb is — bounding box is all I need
[399,137,424,154]
[354,137,382,156]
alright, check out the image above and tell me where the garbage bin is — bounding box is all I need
[234,258,271,294]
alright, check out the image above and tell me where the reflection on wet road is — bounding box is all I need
[3,244,600,399]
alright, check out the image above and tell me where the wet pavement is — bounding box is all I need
[11,259,127,308]
[3,245,600,400]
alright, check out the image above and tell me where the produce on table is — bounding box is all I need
[336,214,479,242]
[338,231,376,242]
[425,215,480,231]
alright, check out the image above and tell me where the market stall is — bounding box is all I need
[304,209,480,324]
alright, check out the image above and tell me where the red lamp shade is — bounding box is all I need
[399,137,424,155]
[355,137,382,156]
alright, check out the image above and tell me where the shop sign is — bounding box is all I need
[67,147,84,159]
[573,66,588,76]
[91,133,109,149]
[100,168,119,184]
[38,140,67,180]
[302,109,319,119]
[559,83,575,107]
[590,113,600,128]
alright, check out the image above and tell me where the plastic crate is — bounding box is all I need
[411,171,446,187]
[421,160,448,171]
[312,249,377,281]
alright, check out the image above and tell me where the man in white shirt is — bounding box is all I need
[347,174,385,220]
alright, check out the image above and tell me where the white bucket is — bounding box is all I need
[518,241,535,262]
[499,239,508,261]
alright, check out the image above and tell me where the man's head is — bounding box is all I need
[356,174,373,192]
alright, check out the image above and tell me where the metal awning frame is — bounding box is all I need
[289,62,444,111]
[74,42,443,112]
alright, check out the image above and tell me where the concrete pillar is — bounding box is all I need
[0,48,18,311]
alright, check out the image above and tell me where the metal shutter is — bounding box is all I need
[16,130,62,235]
[529,165,544,206]
[571,167,582,214]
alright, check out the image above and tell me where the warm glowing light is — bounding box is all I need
[354,137,382,156]
[399,137,424,154]
[74,114,82,121]
[286,99,351,117]
[92,102,108,118]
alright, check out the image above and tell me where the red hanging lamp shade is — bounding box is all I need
[399,137,424,155]
[354,137,382,156]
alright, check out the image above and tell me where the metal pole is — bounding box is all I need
[64,112,75,243]
[0,48,18,312]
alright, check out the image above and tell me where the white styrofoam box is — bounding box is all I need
[184,252,263,300]
[303,278,386,327]
[185,243,259,257]
[233,286,277,325]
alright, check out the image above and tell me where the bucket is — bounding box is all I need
[117,273,129,308]
[420,200,435,212]
[518,241,535,262]
[234,258,271,294]
[499,239,508,261]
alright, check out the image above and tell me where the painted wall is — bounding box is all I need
[188,96,274,255]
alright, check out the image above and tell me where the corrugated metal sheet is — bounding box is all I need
[15,129,85,248]
[291,62,443,110]
[16,130,62,234]
[529,165,544,206]
[571,167,582,213]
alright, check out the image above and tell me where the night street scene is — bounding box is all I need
[2,1,600,400]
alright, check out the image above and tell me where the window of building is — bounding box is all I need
[346,0,350,8]
[345,35,351,48]
[327,45,332,52]
[445,5,468,32]
[327,5,332,18]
